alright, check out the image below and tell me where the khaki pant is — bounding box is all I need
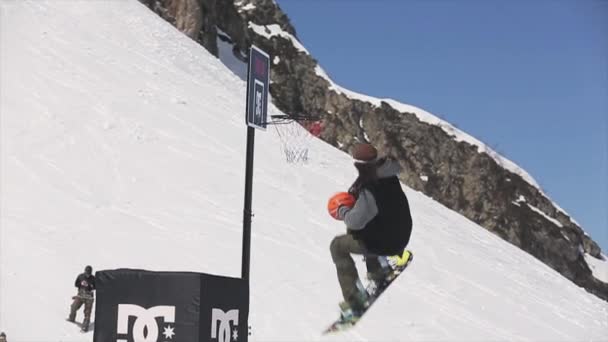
[330,234,389,307]
[69,295,94,327]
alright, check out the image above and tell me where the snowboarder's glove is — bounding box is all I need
[337,205,351,220]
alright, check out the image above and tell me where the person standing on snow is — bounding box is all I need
[0,332,7,342]
[67,265,96,332]
[330,143,413,320]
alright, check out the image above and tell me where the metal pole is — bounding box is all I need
[242,126,255,281]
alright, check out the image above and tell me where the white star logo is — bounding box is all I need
[163,325,175,339]
[232,328,239,341]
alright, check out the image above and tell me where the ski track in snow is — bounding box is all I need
[1,1,607,341]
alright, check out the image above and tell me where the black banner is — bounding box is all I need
[93,269,248,342]
[200,274,249,342]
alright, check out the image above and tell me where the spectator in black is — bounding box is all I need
[67,265,95,332]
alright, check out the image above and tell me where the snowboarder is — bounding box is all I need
[330,143,413,321]
[67,265,96,332]
[0,332,6,342]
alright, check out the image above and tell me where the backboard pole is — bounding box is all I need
[242,45,269,283]
[242,126,255,281]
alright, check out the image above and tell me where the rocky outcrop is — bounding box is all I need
[139,0,607,301]
[139,0,202,39]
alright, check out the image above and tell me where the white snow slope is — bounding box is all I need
[1,1,607,341]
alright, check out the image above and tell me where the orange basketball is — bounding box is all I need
[327,192,356,220]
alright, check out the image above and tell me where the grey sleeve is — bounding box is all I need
[344,189,378,231]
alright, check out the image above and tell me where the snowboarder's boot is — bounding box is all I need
[338,302,359,323]
[367,250,413,298]
[338,301,364,324]
[366,258,394,297]
[388,249,413,271]
[81,318,90,332]
[338,284,369,323]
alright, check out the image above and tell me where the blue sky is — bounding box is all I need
[275,0,607,250]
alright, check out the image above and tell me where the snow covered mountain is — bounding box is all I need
[139,0,608,302]
[1,1,607,341]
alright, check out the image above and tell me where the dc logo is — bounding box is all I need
[254,80,264,119]
[116,304,176,342]
[211,308,239,342]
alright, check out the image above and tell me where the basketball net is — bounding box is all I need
[270,115,322,164]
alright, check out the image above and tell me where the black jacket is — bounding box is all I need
[75,273,96,293]
[345,160,412,255]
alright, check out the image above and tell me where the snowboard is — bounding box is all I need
[322,250,413,334]
[66,318,91,333]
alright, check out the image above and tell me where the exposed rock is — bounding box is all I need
[139,0,202,39]
[139,0,607,301]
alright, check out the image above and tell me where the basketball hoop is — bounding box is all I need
[267,114,323,164]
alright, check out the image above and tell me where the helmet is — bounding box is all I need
[327,192,356,220]
[351,143,378,164]
[84,265,93,275]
